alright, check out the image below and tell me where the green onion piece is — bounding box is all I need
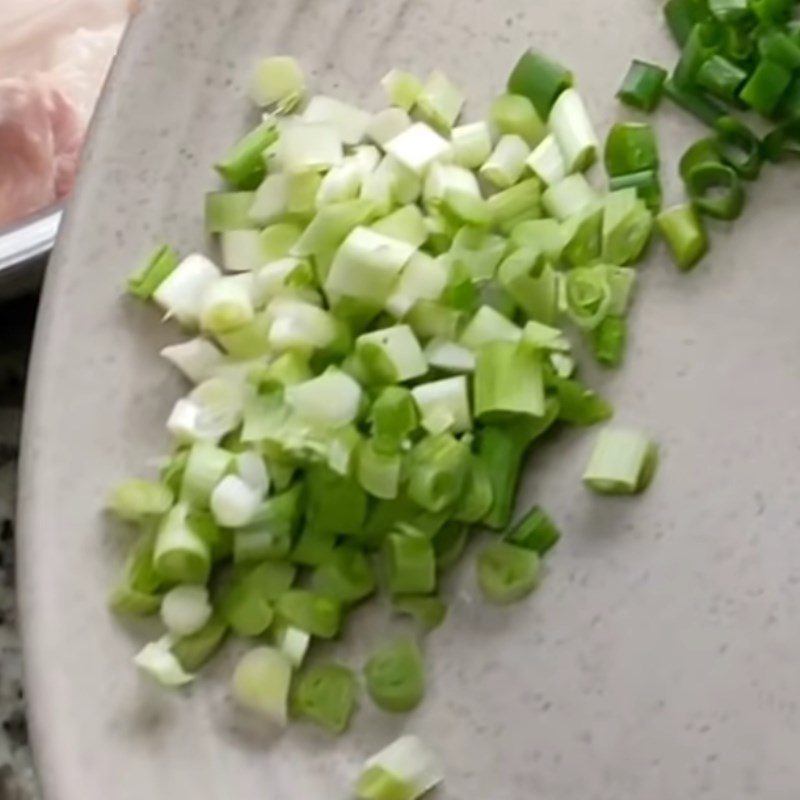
[739,59,792,115]
[180,443,231,507]
[617,60,668,111]
[355,767,411,800]
[542,174,597,221]
[127,245,179,300]
[153,503,211,584]
[215,121,278,190]
[673,24,721,89]
[480,135,530,189]
[602,190,653,266]
[486,178,542,231]
[108,478,173,522]
[561,205,603,269]
[608,170,662,212]
[657,204,708,270]
[507,48,574,119]
[260,222,302,260]
[276,590,342,638]
[286,171,322,217]
[459,305,521,351]
[292,663,358,734]
[109,530,164,616]
[526,134,567,186]
[583,428,659,494]
[548,88,600,172]
[664,0,709,46]
[233,485,303,563]
[497,247,558,323]
[381,69,423,111]
[424,339,476,373]
[220,560,296,636]
[200,275,255,335]
[522,320,570,352]
[273,623,311,668]
[750,0,793,22]
[454,456,494,524]
[415,69,465,132]
[372,205,428,248]
[685,162,744,220]
[407,433,471,513]
[357,736,444,800]
[220,230,267,272]
[761,119,800,163]
[490,93,546,147]
[205,192,258,233]
[385,532,436,595]
[392,596,448,631]
[356,324,428,384]
[564,265,612,330]
[696,55,747,103]
[474,341,545,421]
[171,615,228,672]
[249,56,305,110]
[663,77,726,127]
[678,137,722,182]
[432,522,469,570]
[511,219,566,261]
[292,198,375,260]
[604,122,659,178]
[134,637,194,687]
[450,121,494,169]
[311,545,376,604]
[549,376,611,426]
[306,466,368,536]
[357,440,402,500]
[477,541,541,605]
[364,639,425,713]
[708,0,748,22]
[370,387,419,454]
[410,376,471,435]
[504,505,561,556]
[592,315,627,367]
[291,527,338,567]
[714,117,761,180]
[232,646,293,726]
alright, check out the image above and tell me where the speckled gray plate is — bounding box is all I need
[17,1,800,799]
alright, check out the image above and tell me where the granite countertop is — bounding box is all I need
[0,295,40,800]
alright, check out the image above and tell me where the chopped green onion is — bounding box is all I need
[364,639,425,713]
[564,266,612,330]
[663,77,726,127]
[480,135,530,189]
[474,341,545,421]
[249,56,305,111]
[550,376,613,426]
[708,0,748,22]
[758,30,800,71]
[602,189,653,266]
[526,134,567,186]
[386,252,448,318]
[511,219,566,260]
[497,247,558,323]
[507,48,574,118]
[432,522,469,569]
[357,440,402,500]
[356,735,444,800]
[714,116,762,179]
[311,545,376,604]
[678,137,721,183]
[109,530,164,616]
[561,205,603,269]
[273,623,311,667]
[657,203,708,270]
[542,174,597,221]
[424,338,476,373]
[306,467,368,536]
[220,230,267,272]
[548,88,599,172]
[739,59,791,115]
[406,433,471,513]
[583,428,658,494]
[171,615,228,672]
[592,315,627,367]
[205,192,258,233]
[696,55,747,103]
[392,596,448,631]
[291,527,338,567]
[604,122,658,178]
[372,205,428,248]
[370,386,419,454]
[673,24,721,90]
[617,60,667,111]
[664,0,708,46]
[385,532,436,595]
[153,503,211,584]
[108,478,173,522]
[199,275,255,335]
[232,646,293,725]
[286,368,362,428]
[366,108,412,147]
[304,94,371,145]
[180,442,232,506]
[477,541,541,604]
[485,178,542,231]
[160,585,212,637]
[384,122,451,175]
[608,169,662,212]
[134,637,194,687]
[381,69,423,111]
[415,70,465,132]
[153,253,222,328]
[215,121,278,189]
[410,376,471,435]
[450,121,494,169]
[504,505,561,555]
[685,162,744,220]
[490,93,545,147]
[276,589,342,638]
[356,324,428,384]
[127,245,179,301]
[292,663,358,734]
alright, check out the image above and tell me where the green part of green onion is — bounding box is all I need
[109,530,164,616]
[548,377,613,426]
[215,120,278,190]
[407,433,471,513]
[604,122,659,178]
[497,246,558,323]
[486,178,542,232]
[364,639,426,713]
[153,504,212,585]
[608,170,662,213]
[656,204,708,271]
[510,219,566,262]
[561,205,604,269]
[708,0,748,23]
[187,510,232,562]
[761,118,800,163]
[750,0,793,23]
[738,59,792,115]
[678,137,722,182]
[474,341,545,422]
[171,615,228,672]
[490,93,546,147]
[370,387,419,455]
[392,596,448,632]
[108,478,173,522]
[506,49,574,119]
[673,24,721,90]
[602,190,654,266]
[504,505,561,556]
[583,428,659,495]
[357,440,403,501]
[205,192,259,233]
[477,541,541,605]
[385,533,437,596]
[310,546,376,604]
[592,315,627,368]
[617,60,668,112]
[685,162,745,220]
[305,466,368,536]
[292,662,358,734]
[454,456,494,524]
[233,484,303,564]
[759,30,800,71]
[696,55,747,104]
[664,77,727,127]
[355,767,413,800]
[127,245,180,301]
[432,522,469,570]
[714,116,762,179]
[219,578,275,637]
[664,0,710,47]
[564,265,612,331]
[276,589,342,638]
[291,528,338,567]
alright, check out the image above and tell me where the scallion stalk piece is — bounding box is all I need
[685,162,745,220]
[364,638,425,713]
[490,93,545,146]
[249,56,305,111]
[504,505,561,555]
[128,245,179,301]
[604,122,659,177]
[617,60,668,111]
[507,49,574,118]
[657,204,708,271]
[474,341,545,421]
[583,428,658,495]
[232,646,293,725]
[548,88,600,172]
[356,735,444,800]
[292,662,358,733]
[392,596,448,631]
[477,541,541,604]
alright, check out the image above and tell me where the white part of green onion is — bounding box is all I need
[378,156,422,205]
[325,226,416,305]
[423,163,481,209]
[424,339,476,372]
[367,108,412,147]
[210,474,262,527]
[522,320,571,352]
[220,230,266,272]
[134,636,195,688]
[362,735,444,799]
[583,428,657,495]
[231,646,293,726]
[266,297,339,352]
[371,205,428,248]
[359,168,394,217]
[548,88,599,173]
[606,266,637,315]
[450,121,494,169]
[550,352,576,378]
[248,173,290,226]
[160,338,226,385]
[479,134,530,189]
[160,586,212,637]
[351,144,382,177]
[303,94,371,145]
[274,625,311,668]
[525,134,567,186]
[153,504,211,580]
[252,257,307,307]
[167,377,245,443]
[381,69,423,111]
[384,122,451,175]
[286,369,362,427]
[542,173,597,221]
[415,69,465,131]
[459,305,522,351]
[356,325,428,382]
[236,450,271,496]
[411,376,471,434]
[199,274,255,334]
[248,56,305,111]
[153,254,222,328]
[278,121,343,174]
[385,252,448,318]
[315,158,363,207]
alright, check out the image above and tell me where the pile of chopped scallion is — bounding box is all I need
[113,46,670,799]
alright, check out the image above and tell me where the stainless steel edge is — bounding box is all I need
[0,208,62,299]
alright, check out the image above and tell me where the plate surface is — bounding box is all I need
[18,1,800,799]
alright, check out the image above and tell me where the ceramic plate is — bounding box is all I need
[18,1,800,798]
